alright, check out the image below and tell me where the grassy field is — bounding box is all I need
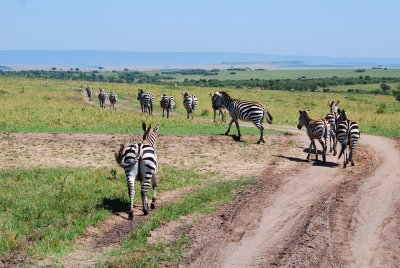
[149,68,400,82]
[0,77,399,137]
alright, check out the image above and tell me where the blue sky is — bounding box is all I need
[1,0,399,58]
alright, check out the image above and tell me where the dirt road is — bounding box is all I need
[187,129,400,267]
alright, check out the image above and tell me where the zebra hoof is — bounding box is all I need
[224,131,229,135]
[150,202,156,210]
[143,209,149,216]
[351,162,355,166]
[128,211,133,220]
[333,151,337,156]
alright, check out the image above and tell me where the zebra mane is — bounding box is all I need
[219,91,233,100]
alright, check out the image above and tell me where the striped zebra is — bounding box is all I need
[160,94,175,118]
[182,92,198,119]
[297,110,329,162]
[109,92,118,110]
[98,89,108,108]
[213,91,273,144]
[137,89,155,114]
[325,100,340,155]
[115,122,159,220]
[337,109,360,168]
[210,92,226,122]
[85,85,93,101]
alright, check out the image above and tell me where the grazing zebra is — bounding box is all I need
[210,92,226,122]
[160,94,175,118]
[137,89,155,114]
[213,91,273,144]
[182,92,198,119]
[98,89,108,108]
[337,109,360,168]
[115,122,159,220]
[109,92,118,110]
[85,85,93,101]
[325,100,340,155]
[297,110,329,162]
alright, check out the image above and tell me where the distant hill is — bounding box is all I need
[0,65,11,70]
[0,50,399,70]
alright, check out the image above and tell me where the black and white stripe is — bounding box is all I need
[109,92,117,110]
[98,89,108,108]
[213,91,273,144]
[182,92,198,119]
[115,122,159,220]
[85,85,93,101]
[210,92,226,122]
[297,110,329,162]
[137,89,155,114]
[337,109,360,168]
[325,100,340,155]
[160,94,175,118]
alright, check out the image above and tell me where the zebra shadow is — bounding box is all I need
[273,154,340,168]
[217,133,243,142]
[273,154,309,163]
[99,197,127,214]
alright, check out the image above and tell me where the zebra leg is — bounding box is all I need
[125,166,138,220]
[187,111,189,119]
[225,119,234,135]
[312,140,318,161]
[150,174,158,209]
[167,108,169,119]
[234,119,241,141]
[256,123,265,144]
[319,138,326,162]
[150,103,153,115]
[213,109,217,123]
[140,180,151,215]
[307,140,312,160]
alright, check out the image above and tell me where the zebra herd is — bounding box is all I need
[85,85,118,110]
[297,100,360,168]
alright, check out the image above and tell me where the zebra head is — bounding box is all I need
[210,92,224,109]
[137,89,144,100]
[182,92,189,98]
[142,122,160,147]
[328,100,340,114]
[337,109,348,122]
[297,110,310,129]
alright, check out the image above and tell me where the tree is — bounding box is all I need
[380,83,391,91]
[98,66,104,72]
[75,68,80,72]
[51,67,56,71]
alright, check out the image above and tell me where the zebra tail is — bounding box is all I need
[338,145,345,159]
[264,109,273,124]
[115,144,137,168]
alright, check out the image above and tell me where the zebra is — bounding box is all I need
[137,89,155,114]
[115,122,159,220]
[213,91,273,144]
[98,88,108,108]
[325,100,340,155]
[160,94,175,118]
[85,85,93,101]
[337,109,360,168]
[182,92,198,119]
[109,92,118,110]
[210,92,226,122]
[297,110,329,162]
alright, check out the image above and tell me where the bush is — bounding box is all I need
[201,109,210,117]
[392,90,400,102]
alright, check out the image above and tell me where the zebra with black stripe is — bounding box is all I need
[109,92,118,110]
[213,91,273,144]
[325,100,339,155]
[98,88,108,108]
[137,89,155,114]
[337,109,360,168]
[210,92,226,122]
[85,85,93,101]
[182,92,198,119]
[115,122,159,220]
[160,94,175,118]
[297,110,329,162]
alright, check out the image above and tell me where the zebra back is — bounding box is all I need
[160,95,175,110]
[109,93,117,103]
[183,92,197,113]
[298,110,328,139]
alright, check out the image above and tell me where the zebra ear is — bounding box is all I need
[336,100,340,105]
[210,93,212,97]
[142,122,146,131]
[154,124,160,133]
[299,110,302,114]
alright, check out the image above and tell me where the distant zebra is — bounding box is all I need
[337,109,360,168]
[109,92,118,110]
[182,92,198,119]
[160,94,175,118]
[85,85,93,101]
[210,92,226,122]
[297,110,329,162]
[98,89,108,108]
[325,100,340,155]
[213,91,273,144]
[115,122,159,220]
[137,89,155,114]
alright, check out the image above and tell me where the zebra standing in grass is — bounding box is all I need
[137,89,155,114]
[109,92,118,110]
[85,85,93,101]
[182,92,198,119]
[325,100,340,155]
[115,122,159,220]
[212,91,273,144]
[160,94,175,118]
[337,109,360,168]
[297,110,329,162]
[210,92,226,122]
[98,88,108,108]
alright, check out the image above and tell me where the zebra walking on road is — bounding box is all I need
[337,109,360,168]
[160,94,175,118]
[213,91,273,144]
[137,89,155,114]
[210,92,226,122]
[109,92,118,110]
[98,89,108,108]
[182,92,198,119]
[325,100,340,155]
[85,85,93,101]
[115,122,159,220]
[297,110,329,162]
